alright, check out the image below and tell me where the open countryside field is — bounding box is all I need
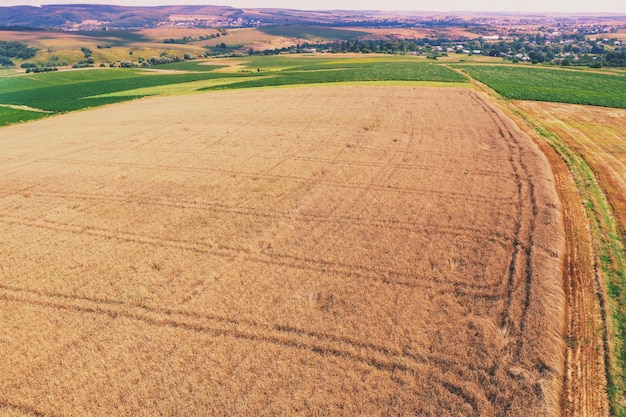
[457,63,626,413]
[0,86,564,416]
[0,57,467,126]
[458,65,626,109]
[515,102,626,239]
[513,101,626,413]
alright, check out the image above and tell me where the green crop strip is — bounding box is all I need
[0,57,468,126]
[457,65,626,109]
[201,61,466,91]
[0,106,47,126]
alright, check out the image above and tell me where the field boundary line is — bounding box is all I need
[458,66,615,417]
[0,103,52,113]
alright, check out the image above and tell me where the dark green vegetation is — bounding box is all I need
[203,57,466,90]
[4,57,626,127]
[0,40,37,66]
[0,106,45,126]
[0,69,223,114]
[458,65,626,108]
[258,25,368,41]
[254,38,452,57]
[0,56,466,125]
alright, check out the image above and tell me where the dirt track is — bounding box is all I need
[505,101,612,417]
[0,86,564,416]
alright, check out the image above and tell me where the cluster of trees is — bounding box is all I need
[25,66,58,73]
[254,38,445,56]
[164,29,228,44]
[67,47,96,68]
[0,40,37,66]
[250,35,626,69]
[604,51,626,66]
[480,37,625,67]
[136,52,196,66]
[21,55,69,71]
[204,42,245,56]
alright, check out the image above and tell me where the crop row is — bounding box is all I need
[458,64,626,109]
[0,57,467,126]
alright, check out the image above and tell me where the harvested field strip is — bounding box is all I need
[464,68,614,416]
[0,86,563,416]
[514,102,626,241]
[511,105,625,416]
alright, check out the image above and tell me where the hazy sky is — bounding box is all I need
[2,0,626,13]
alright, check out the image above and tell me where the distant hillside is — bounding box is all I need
[2,5,622,33]
[0,5,248,29]
[0,5,393,30]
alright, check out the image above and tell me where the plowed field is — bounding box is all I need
[0,87,564,416]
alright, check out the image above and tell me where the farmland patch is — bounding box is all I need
[0,86,564,416]
[458,65,626,109]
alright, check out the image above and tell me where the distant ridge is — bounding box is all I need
[0,4,387,29]
[0,4,623,31]
[0,5,247,29]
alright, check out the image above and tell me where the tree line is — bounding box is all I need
[253,36,626,68]
[0,40,37,66]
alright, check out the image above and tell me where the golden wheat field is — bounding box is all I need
[0,86,564,416]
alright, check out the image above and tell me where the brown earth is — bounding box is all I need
[0,86,564,416]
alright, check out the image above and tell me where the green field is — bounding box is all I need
[457,64,626,108]
[0,106,48,126]
[0,56,467,125]
[72,30,152,44]
[6,57,626,128]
